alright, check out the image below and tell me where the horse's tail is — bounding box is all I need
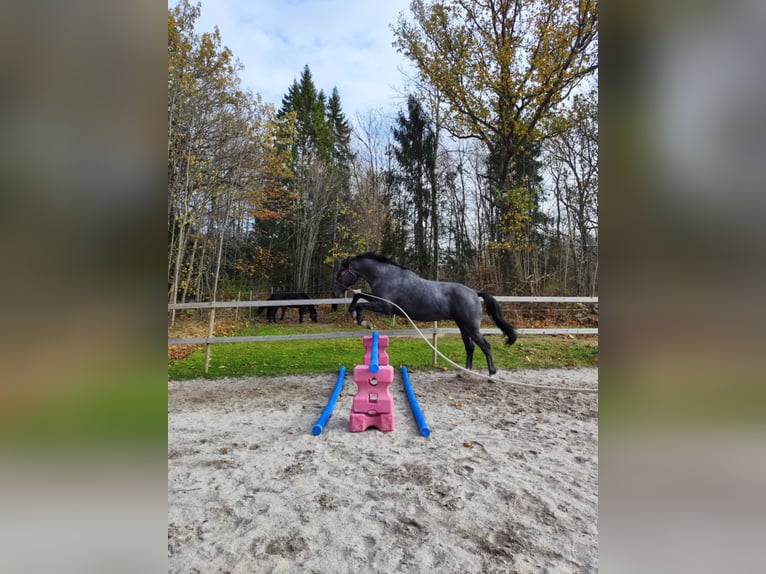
[478,291,517,345]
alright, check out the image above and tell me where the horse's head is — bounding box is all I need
[332,257,358,297]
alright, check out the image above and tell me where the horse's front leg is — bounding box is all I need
[349,295,394,330]
[352,308,370,329]
[348,293,369,328]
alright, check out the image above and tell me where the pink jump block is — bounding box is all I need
[363,335,389,369]
[350,334,395,433]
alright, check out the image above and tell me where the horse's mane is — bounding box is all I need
[354,252,410,270]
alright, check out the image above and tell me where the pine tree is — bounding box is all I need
[391,95,439,277]
[277,66,352,292]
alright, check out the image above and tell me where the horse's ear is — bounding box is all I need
[340,257,350,268]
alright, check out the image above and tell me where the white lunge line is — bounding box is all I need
[352,290,598,394]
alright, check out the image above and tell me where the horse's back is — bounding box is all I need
[388,276,479,322]
[444,280,481,311]
[268,291,310,301]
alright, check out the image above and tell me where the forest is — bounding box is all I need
[168,0,598,304]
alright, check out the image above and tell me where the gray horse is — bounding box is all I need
[332,253,516,375]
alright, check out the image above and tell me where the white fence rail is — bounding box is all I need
[168,296,598,311]
[168,296,598,372]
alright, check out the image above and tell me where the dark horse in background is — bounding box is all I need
[332,253,516,375]
[257,292,318,324]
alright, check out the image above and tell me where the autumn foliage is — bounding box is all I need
[168,0,598,303]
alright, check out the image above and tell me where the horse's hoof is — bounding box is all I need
[361,321,373,330]
[351,310,357,319]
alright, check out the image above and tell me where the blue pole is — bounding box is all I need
[369,330,379,374]
[312,366,346,436]
[401,366,431,437]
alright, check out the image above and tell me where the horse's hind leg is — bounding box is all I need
[460,321,497,375]
[473,333,497,375]
[458,328,476,371]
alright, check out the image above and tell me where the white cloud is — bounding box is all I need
[186,0,415,117]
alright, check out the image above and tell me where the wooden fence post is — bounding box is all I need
[203,306,216,374]
[432,321,438,366]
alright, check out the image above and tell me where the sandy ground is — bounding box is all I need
[168,368,598,573]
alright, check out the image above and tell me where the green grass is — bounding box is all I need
[168,326,598,379]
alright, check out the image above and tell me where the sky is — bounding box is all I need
[184,0,416,120]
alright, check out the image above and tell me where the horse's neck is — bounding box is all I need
[354,259,386,286]
[356,260,416,292]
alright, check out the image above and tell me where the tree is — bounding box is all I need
[322,87,355,272]
[168,0,242,310]
[391,95,439,277]
[441,140,478,283]
[337,110,393,258]
[278,66,352,292]
[168,1,293,316]
[327,87,353,168]
[545,88,598,295]
[393,0,598,290]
